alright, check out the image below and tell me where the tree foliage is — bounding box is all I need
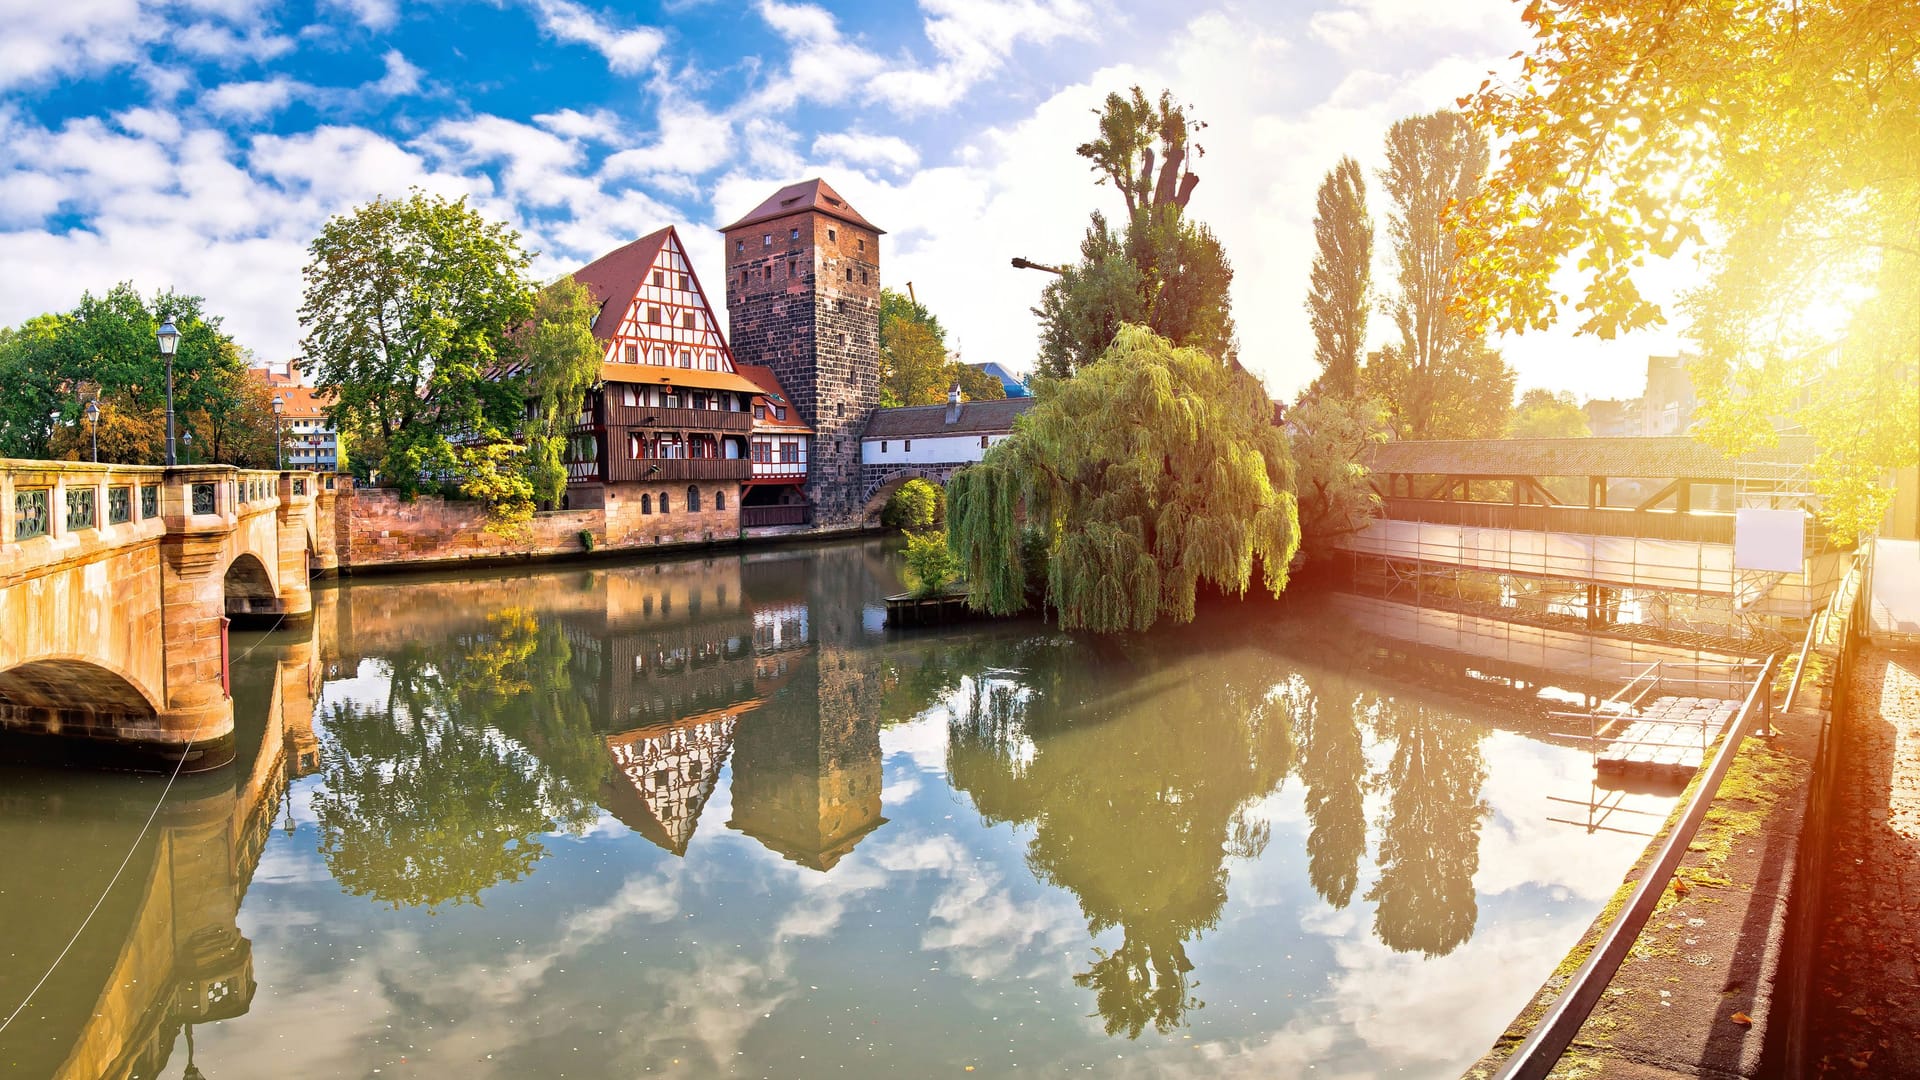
[1460,0,1920,542]
[1307,157,1373,398]
[1509,389,1590,439]
[299,190,534,491]
[902,529,961,597]
[1036,88,1235,380]
[882,477,943,530]
[879,287,1006,407]
[1365,112,1515,439]
[948,325,1298,633]
[520,277,603,506]
[0,283,277,466]
[1288,393,1389,565]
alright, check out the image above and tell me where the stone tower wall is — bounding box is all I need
[725,209,880,525]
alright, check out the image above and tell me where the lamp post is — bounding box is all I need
[85,398,99,463]
[271,396,284,470]
[180,428,193,465]
[157,320,180,466]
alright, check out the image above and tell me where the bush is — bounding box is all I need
[903,529,961,598]
[882,478,944,530]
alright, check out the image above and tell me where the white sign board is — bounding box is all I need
[1734,508,1806,573]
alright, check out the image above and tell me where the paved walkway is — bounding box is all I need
[1807,645,1920,1076]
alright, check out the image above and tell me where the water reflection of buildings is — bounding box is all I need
[547,547,889,868]
[0,639,321,1080]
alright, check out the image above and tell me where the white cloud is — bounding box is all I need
[812,131,920,172]
[203,76,301,119]
[371,48,423,96]
[0,0,155,89]
[320,0,399,31]
[869,0,1095,111]
[173,20,296,64]
[528,0,666,75]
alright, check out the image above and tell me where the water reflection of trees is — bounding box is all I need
[313,609,603,911]
[944,643,1292,1037]
[941,635,1492,1037]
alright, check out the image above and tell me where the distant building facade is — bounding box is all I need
[253,361,343,472]
[859,391,1035,501]
[1581,355,1699,438]
[967,360,1030,398]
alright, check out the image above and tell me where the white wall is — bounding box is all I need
[861,432,1009,466]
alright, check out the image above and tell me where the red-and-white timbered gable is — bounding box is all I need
[592,229,737,375]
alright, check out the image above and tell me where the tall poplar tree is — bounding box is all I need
[1366,111,1514,439]
[1306,157,1373,398]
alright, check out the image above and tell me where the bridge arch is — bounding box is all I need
[860,465,962,523]
[0,656,163,750]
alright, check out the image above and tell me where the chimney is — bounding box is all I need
[945,383,962,425]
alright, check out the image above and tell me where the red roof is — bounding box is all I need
[572,227,674,346]
[719,178,885,235]
[735,364,814,433]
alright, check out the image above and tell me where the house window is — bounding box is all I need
[647,306,661,323]
[779,441,798,464]
[682,312,694,329]
[679,350,692,368]
[774,406,787,421]
[622,385,638,406]
[981,435,990,449]
[715,490,726,510]
[678,274,689,290]
[687,486,701,512]
[653,270,663,287]
[692,392,709,410]
[753,404,766,420]
[706,353,718,371]
[904,439,912,451]
[652,347,666,364]
[628,433,642,458]
[660,492,670,513]
[752,441,769,463]
[642,494,652,514]
[623,343,638,363]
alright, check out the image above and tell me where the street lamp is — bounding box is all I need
[85,398,99,463]
[180,428,193,465]
[157,320,180,466]
[271,396,284,470]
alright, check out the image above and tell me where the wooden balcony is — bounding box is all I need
[606,402,752,433]
[607,456,751,483]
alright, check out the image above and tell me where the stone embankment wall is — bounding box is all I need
[334,479,744,572]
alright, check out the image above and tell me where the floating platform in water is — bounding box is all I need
[1594,695,1740,779]
[884,591,975,627]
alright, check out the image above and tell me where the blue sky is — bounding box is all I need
[0,0,1689,400]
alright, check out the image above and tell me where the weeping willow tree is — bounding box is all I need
[947,324,1299,632]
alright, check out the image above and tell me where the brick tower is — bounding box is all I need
[721,179,882,525]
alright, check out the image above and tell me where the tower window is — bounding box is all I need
[861,269,868,284]
[845,268,852,281]
[828,228,836,242]
[790,227,799,241]
[765,266,773,280]
[763,234,772,247]
[858,238,865,252]
[740,271,747,287]
[736,239,744,253]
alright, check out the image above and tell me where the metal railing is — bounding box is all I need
[1495,650,1782,1080]
[1381,497,1740,544]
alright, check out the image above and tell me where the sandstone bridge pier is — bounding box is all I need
[0,460,337,770]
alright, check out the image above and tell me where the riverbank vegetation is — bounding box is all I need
[1458,0,1919,545]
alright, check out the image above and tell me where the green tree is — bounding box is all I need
[1035,88,1235,379]
[521,277,604,506]
[948,325,1299,632]
[880,316,951,407]
[1509,389,1591,439]
[299,190,534,491]
[1288,392,1389,565]
[1306,157,1374,398]
[0,318,72,458]
[1459,0,1919,544]
[1364,696,1488,957]
[879,287,946,351]
[902,529,960,597]
[950,360,1009,403]
[1366,112,1515,439]
[881,477,943,529]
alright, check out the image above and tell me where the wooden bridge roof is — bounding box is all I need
[1364,435,1818,481]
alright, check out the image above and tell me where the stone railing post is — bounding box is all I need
[273,471,314,626]
[151,465,241,768]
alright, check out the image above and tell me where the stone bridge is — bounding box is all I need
[0,460,337,770]
[858,462,965,520]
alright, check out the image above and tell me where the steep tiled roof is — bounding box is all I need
[719,178,885,234]
[572,227,673,346]
[1365,435,1819,481]
[862,397,1035,439]
[734,365,814,433]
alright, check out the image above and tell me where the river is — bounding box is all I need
[0,537,1704,1078]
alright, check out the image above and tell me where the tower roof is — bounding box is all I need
[719,178,885,235]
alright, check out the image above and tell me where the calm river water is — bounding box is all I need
[0,538,1698,1078]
